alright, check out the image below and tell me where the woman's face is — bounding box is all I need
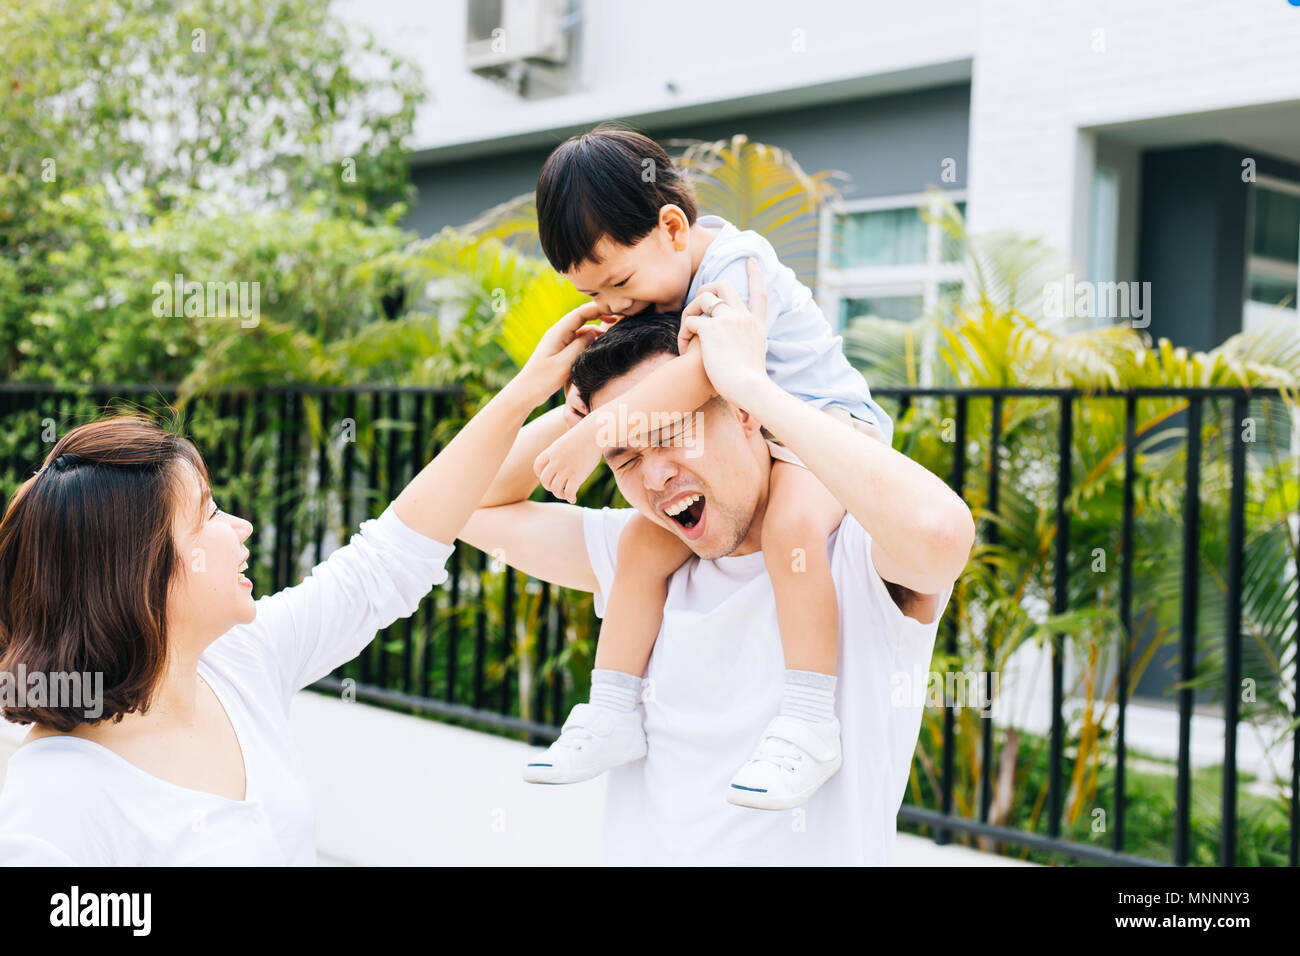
[168,459,256,643]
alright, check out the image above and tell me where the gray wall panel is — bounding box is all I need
[404,83,971,236]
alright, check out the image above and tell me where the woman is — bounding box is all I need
[0,307,600,865]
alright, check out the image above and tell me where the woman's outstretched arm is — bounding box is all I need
[223,304,605,702]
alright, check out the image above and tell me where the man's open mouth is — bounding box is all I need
[662,492,706,536]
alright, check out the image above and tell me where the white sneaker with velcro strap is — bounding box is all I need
[522,702,647,784]
[725,714,844,810]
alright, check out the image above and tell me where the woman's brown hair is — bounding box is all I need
[0,414,210,731]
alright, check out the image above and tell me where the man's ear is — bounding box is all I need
[734,405,765,439]
[659,204,690,250]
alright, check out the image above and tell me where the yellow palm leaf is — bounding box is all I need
[500,270,589,369]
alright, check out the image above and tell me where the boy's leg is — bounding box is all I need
[728,460,847,810]
[523,513,692,785]
[762,460,844,676]
[595,513,693,675]
[586,515,691,714]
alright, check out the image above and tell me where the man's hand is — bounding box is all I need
[512,301,608,407]
[533,425,602,504]
[678,258,769,409]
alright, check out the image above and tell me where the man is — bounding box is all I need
[462,264,974,865]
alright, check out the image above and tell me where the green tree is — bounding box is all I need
[0,0,422,215]
[0,0,425,379]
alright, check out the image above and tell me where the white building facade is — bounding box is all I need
[340,0,1300,345]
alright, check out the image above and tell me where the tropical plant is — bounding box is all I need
[845,196,1300,858]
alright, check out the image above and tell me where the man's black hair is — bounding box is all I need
[535,123,698,274]
[569,313,682,410]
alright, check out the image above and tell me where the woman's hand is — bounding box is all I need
[511,302,609,407]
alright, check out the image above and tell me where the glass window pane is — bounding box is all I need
[833,206,927,268]
[1247,273,1297,309]
[1088,168,1119,281]
[938,281,964,312]
[839,295,924,325]
[939,201,967,263]
[1250,187,1300,263]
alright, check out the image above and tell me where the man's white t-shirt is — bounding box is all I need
[0,505,454,866]
[584,506,953,866]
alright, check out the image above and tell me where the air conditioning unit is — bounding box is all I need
[466,0,569,72]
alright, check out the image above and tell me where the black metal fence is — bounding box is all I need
[886,386,1296,867]
[0,382,1296,867]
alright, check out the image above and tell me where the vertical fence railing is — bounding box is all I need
[0,383,1295,866]
[871,385,1296,867]
[1175,397,1202,865]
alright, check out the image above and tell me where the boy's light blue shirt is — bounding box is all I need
[685,215,894,446]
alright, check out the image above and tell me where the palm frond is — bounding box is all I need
[840,314,930,389]
[671,134,844,287]
[461,193,542,259]
[500,270,589,369]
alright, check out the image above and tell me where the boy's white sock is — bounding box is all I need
[780,669,837,723]
[589,668,642,713]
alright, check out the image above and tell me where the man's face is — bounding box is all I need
[591,354,769,559]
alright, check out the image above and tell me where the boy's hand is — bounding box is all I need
[533,425,602,504]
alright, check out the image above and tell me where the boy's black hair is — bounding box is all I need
[569,312,681,409]
[536,124,698,274]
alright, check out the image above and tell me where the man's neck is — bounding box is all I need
[725,451,771,557]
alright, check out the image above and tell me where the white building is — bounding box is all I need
[341,0,1300,344]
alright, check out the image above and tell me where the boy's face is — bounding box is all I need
[563,206,695,318]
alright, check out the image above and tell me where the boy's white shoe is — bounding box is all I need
[522,703,647,784]
[726,715,843,810]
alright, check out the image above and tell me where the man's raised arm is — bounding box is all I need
[680,260,975,598]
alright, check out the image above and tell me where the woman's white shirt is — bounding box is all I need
[0,504,454,866]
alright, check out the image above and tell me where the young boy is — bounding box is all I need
[522,125,894,810]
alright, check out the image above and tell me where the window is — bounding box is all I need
[1243,177,1300,333]
[1241,176,1300,460]
[1088,167,1120,284]
[818,192,966,334]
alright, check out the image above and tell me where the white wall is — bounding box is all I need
[966,0,1300,268]
[334,0,977,157]
[338,0,1300,272]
